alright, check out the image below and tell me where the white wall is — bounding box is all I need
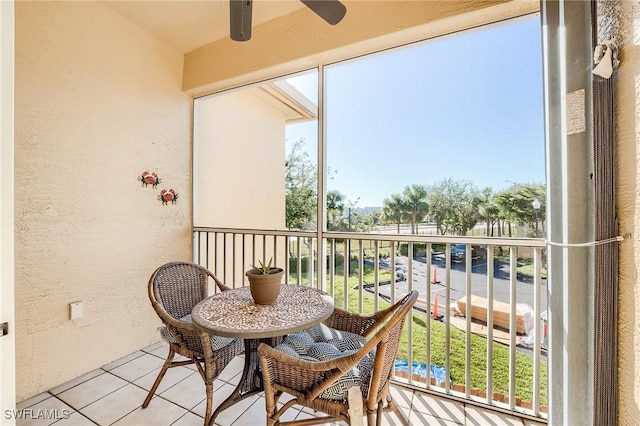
[14,1,192,400]
[195,88,286,230]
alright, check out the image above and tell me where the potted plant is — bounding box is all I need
[245,258,284,305]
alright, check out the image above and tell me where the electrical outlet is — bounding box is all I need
[70,301,83,320]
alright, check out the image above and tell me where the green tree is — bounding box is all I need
[344,209,378,233]
[381,194,406,233]
[360,210,381,230]
[493,184,546,237]
[450,189,483,235]
[402,185,429,234]
[427,178,481,236]
[426,182,452,235]
[285,139,317,230]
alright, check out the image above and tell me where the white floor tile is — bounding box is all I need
[408,409,463,425]
[51,411,96,425]
[411,391,466,424]
[270,399,300,423]
[109,353,166,382]
[210,393,261,426]
[102,351,145,371]
[226,398,268,426]
[50,369,103,395]
[465,405,525,426]
[14,397,75,426]
[134,365,195,394]
[171,412,204,426]
[56,372,128,409]
[148,344,170,359]
[388,383,414,409]
[18,352,535,426]
[294,409,343,425]
[191,381,235,418]
[111,396,187,426]
[216,356,244,383]
[159,371,207,410]
[16,393,52,410]
[374,405,412,426]
[80,383,147,425]
[141,341,164,353]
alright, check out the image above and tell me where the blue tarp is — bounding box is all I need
[394,360,449,386]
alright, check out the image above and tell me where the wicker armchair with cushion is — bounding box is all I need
[142,262,243,426]
[258,290,418,426]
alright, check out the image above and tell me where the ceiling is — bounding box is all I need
[100,0,307,54]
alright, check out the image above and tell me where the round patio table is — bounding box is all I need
[192,284,334,425]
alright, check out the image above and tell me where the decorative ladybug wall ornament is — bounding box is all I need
[139,171,161,188]
[159,189,179,205]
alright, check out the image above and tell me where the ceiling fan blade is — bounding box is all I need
[300,0,346,25]
[230,0,253,41]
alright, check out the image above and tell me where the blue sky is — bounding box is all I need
[285,15,544,208]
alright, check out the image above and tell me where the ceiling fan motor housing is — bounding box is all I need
[229,0,346,42]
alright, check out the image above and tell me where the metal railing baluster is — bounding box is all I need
[358,240,364,314]
[426,242,432,389]
[191,227,548,421]
[533,247,542,415]
[465,244,472,399]
[445,243,451,393]
[487,244,495,405]
[374,241,379,313]
[509,246,517,410]
[407,242,414,385]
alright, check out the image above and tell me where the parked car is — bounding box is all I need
[450,244,487,262]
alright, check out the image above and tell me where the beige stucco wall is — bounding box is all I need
[609,0,640,422]
[195,89,286,229]
[14,1,192,400]
[9,0,544,406]
[184,0,538,96]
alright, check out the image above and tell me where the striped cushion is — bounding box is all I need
[319,370,361,400]
[274,343,299,357]
[282,331,315,355]
[307,342,343,361]
[305,324,366,350]
[275,325,373,401]
[179,314,236,351]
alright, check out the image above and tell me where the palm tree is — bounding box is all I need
[402,185,429,234]
[478,188,499,236]
[326,190,346,231]
[381,194,405,233]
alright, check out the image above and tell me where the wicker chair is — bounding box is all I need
[142,262,243,426]
[258,290,418,426]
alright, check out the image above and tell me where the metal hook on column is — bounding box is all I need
[592,39,619,79]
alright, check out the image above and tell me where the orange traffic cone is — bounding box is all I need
[432,292,440,319]
[431,266,440,284]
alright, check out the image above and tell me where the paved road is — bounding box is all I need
[371,254,548,316]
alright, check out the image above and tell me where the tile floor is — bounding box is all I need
[15,341,547,426]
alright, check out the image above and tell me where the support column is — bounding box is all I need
[541,1,594,425]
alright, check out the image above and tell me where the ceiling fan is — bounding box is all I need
[230,0,347,41]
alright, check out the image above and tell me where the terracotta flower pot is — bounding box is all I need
[246,268,284,305]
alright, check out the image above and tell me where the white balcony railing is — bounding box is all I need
[193,226,548,421]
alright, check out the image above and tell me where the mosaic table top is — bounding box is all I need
[191,285,334,339]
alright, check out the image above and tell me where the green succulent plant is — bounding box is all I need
[250,257,280,275]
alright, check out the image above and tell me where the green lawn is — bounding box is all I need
[289,259,548,405]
